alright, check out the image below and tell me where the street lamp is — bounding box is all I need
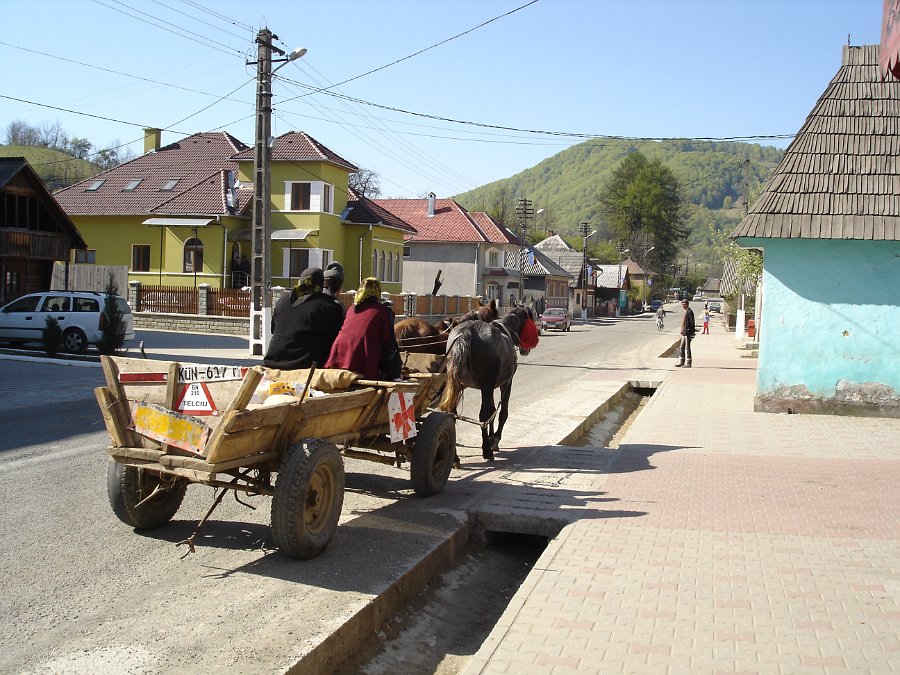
[248,30,306,356]
[615,245,629,317]
[580,222,596,322]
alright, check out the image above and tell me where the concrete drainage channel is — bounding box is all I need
[309,381,659,675]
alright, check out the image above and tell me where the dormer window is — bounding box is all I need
[85,180,104,191]
[123,179,142,191]
[161,178,180,191]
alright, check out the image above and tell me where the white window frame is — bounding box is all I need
[281,247,332,278]
[283,181,334,214]
[486,247,501,268]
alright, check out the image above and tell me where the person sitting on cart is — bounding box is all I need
[263,267,344,371]
[325,277,401,380]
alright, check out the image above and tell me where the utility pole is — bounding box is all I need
[515,198,534,305]
[249,28,275,357]
[247,30,305,356]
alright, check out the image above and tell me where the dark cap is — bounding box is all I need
[324,261,344,281]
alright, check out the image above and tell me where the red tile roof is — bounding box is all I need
[54,132,248,216]
[470,211,519,244]
[343,189,416,234]
[231,131,358,172]
[374,197,513,244]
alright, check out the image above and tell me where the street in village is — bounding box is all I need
[0,312,675,674]
[2,306,900,674]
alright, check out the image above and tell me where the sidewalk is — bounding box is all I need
[465,329,900,674]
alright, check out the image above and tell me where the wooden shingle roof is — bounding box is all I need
[732,45,900,241]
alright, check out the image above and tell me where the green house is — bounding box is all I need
[53,128,411,295]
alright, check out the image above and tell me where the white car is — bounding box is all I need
[0,290,135,353]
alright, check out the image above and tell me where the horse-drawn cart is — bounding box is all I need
[95,354,454,559]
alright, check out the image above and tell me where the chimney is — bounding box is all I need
[426,192,436,217]
[143,127,162,153]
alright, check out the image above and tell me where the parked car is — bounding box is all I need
[540,307,572,331]
[644,299,663,312]
[707,300,722,313]
[0,290,135,354]
[692,293,702,301]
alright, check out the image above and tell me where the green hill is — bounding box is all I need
[0,145,98,191]
[454,138,783,275]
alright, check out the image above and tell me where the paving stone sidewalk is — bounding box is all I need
[465,329,900,674]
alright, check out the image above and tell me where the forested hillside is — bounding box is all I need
[454,138,783,274]
[0,145,98,191]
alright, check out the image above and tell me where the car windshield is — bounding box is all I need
[544,309,564,316]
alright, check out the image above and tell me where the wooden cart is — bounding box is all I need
[95,354,454,559]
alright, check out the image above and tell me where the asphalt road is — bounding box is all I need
[0,310,679,673]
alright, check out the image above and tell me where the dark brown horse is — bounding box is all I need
[438,305,540,461]
[395,299,499,354]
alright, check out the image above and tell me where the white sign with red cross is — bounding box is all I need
[388,391,417,442]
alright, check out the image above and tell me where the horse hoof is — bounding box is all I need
[453,455,462,469]
[482,451,495,462]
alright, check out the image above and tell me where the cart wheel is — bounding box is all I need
[410,412,456,497]
[271,438,344,559]
[107,461,188,529]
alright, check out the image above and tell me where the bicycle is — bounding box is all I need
[656,316,664,331]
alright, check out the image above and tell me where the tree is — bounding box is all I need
[349,168,382,198]
[597,150,689,273]
[97,273,128,355]
[5,119,41,146]
[485,185,518,228]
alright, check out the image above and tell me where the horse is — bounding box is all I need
[394,299,499,355]
[438,305,540,462]
[395,317,448,354]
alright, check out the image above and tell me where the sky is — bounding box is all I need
[0,0,886,200]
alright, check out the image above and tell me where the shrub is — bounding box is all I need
[42,315,64,356]
[97,273,127,355]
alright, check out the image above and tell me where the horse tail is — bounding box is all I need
[438,330,468,412]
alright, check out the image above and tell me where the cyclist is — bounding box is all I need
[655,304,666,331]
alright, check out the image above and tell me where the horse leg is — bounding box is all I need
[493,379,513,447]
[480,387,497,461]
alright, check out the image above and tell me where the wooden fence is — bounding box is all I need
[129,281,480,320]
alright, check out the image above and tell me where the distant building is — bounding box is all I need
[732,45,900,417]
[0,157,86,303]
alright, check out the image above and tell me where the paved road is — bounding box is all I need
[0,312,678,674]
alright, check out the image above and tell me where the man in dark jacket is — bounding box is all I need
[263,267,344,370]
[676,298,695,368]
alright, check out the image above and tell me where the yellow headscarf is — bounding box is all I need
[354,277,382,306]
[295,267,324,297]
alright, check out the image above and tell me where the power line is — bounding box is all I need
[306,0,542,93]
[285,82,796,143]
[147,0,250,41]
[89,0,245,58]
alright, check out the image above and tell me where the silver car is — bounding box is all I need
[0,291,135,353]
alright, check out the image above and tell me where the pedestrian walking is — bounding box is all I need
[702,309,710,334]
[676,299,695,367]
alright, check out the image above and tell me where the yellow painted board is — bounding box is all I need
[132,402,211,455]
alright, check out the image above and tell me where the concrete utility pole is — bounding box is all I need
[247,29,305,357]
[249,28,275,357]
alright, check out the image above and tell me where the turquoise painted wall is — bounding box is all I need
[745,238,900,398]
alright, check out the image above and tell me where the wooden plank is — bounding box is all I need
[159,450,276,472]
[203,367,264,460]
[107,446,164,462]
[100,357,140,446]
[204,426,281,464]
[132,402,211,455]
[95,386,129,448]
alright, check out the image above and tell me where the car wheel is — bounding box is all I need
[63,327,88,354]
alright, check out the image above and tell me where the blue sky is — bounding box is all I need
[0,1,885,198]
